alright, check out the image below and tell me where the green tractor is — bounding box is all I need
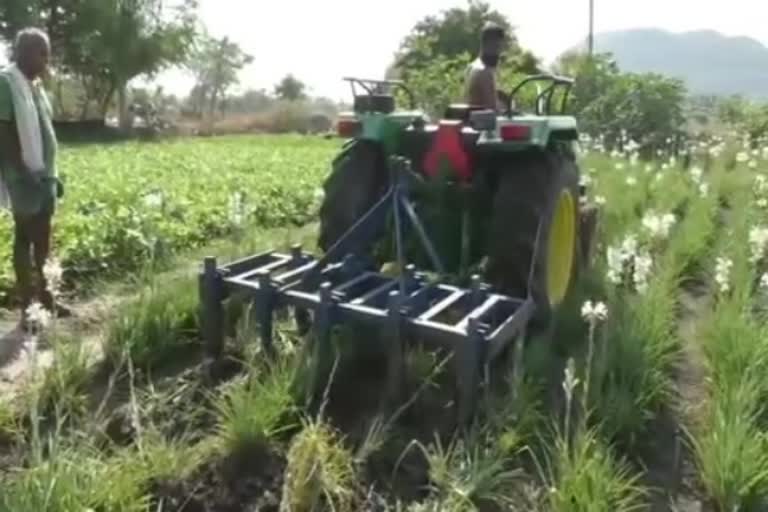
[319,76,596,328]
[199,74,599,423]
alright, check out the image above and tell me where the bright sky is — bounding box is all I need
[154,0,767,101]
[4,0,765,101]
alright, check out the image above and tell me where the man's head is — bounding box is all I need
[13,28,51,80]
[480,22,506,68]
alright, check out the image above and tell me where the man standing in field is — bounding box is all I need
[0,28,66,328]
[465,22,507,111]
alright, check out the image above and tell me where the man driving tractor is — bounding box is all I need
[465,22,507,111]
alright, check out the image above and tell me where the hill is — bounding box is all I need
[582,28,768,99]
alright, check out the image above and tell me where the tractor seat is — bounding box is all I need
[444,104,490,123]
[354,94,395,114]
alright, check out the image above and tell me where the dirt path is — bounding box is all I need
[642,281,711,512]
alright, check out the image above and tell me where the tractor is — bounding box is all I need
[199,74,599,425]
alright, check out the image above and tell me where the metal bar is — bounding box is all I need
[350,279,398,305]
[455,296,502,330]
[301,188,394,289]
[200,257,225,364]
[221,251,281,276]
[488,298,535,360]
[383,290,405,410]
[307,283,336,407]
[400,195,446,275]
[254,271,276,357]
[417,289,466,322]
[456,318,485,427]
[273,260,318,285]
[234,255,294,281]
[393,182,406,296]
[326,272,374,297]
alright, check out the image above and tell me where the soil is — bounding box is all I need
[150,447,286,512]
[638,278,712,512]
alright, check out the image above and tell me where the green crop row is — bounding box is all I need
[0,135,341,298]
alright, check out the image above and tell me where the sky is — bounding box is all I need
[151,0,768,102]
[4,0,768,101]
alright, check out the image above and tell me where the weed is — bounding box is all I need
[103,276,199,370]
[542,426,648,512]
[280,417,359,512]
[213,357,298,456]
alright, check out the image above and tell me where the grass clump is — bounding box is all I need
[103,276,198,370]
[543,427,647,512]
[280,417,359,512]
[0,438,147,512]
[693,301,768,509]
[413,432,526,511]
[214,357,298,455]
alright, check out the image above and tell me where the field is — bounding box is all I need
[1,132,767,511]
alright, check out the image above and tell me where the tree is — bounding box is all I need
[187,32,253,125]
[274,74,306,101]
[0,0,199,126]
[393,1,539,79]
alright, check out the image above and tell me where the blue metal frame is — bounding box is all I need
[199,157,535,424]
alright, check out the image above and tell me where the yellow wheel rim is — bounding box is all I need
[546,190,576,307]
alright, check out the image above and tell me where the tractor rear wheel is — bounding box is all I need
[485,149,580,330]
[318,140,389,253]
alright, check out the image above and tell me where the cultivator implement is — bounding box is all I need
[199,158,536,424]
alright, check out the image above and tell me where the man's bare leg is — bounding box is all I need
[32,211,69,316]
[12,214,34,326]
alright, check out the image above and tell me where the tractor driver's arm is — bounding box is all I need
[466,67,498,111]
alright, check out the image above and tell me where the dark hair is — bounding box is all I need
[481,22,506,43]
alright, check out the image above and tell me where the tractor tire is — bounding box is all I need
[318,140,389,254]
[485,149,581,330]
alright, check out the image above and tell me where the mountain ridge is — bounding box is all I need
[563,28,768,99]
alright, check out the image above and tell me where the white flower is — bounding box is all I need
[715,257,733,294]
[581,300,609,323]
[749,226,768,263]
[690,167,703,183]
[642,211,677,240]
[620,234,638,256]
[606,234,638,285]
[26,301,51,330]
[594,195,606,206]
[760,272,768,290]
[749,160,758,169]
[607,247,625,284]
[644,164,654,173]
[615,162,626,171]
[562,357,580,400]
[626,176,637,186]
[699,182,710,198]
[756,174,768,194]
[736,152,749,163]
[633,251,653,293]
[580,174,592,187]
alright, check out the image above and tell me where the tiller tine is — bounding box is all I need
[200,248,534,425]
